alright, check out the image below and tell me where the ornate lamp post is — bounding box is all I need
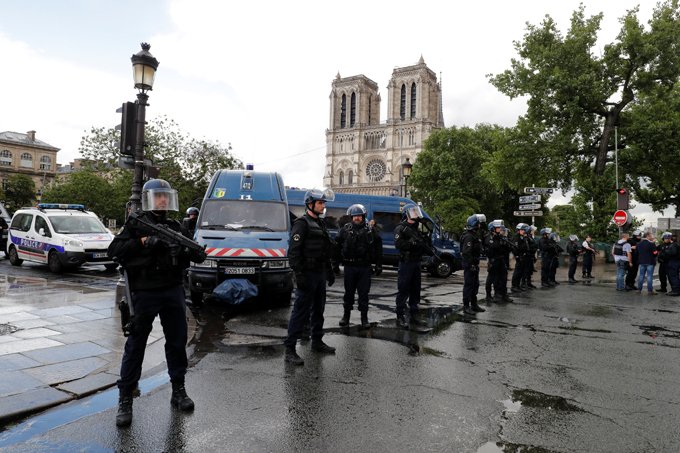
[128,43,159,212]
[402,157,413,198]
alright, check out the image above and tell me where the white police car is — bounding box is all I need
[6,203,116,272]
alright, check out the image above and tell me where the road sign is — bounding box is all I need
[524,187,554,195]
[514,210,543,217]
[519,203,542,210]
[658,218,671,230]
[613,210,629,226]
[519,195,540,203]
[670,218,680,229]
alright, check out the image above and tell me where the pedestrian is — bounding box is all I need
[284,188,337,366]
[625,230,642,290]
[656,232,672,293]
[566,234,581,283]
[460,214,487,315]
[581,235,596,279]
[660,234,680,296]
[393,203,434,328]
[636,232,657,295]
[612,232,633,291]
[511,223,530,292]
[336,204,383,329]
[107,179,207,428]
[182,207,199,237]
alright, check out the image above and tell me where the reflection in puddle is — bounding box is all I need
[511,389,583,412]
[501,398,522,414]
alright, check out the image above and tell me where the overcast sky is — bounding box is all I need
[0,0,673,226]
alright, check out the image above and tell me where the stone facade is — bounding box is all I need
[323,57,444,196]
[0,130,59,196]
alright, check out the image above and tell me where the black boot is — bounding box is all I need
[485,293,494,303]
[339,310,351,327]
[285,346,304,365]
[170,381,195,412]
[568,278,577,283]
[410,314,428,327]
[396,314,409,329]
[311,340,336,354]
[463,304,476,315]
[471,299,486,312]
[360,312,370,329]
[116,391,133,427]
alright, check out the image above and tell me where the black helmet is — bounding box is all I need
[141,179,178,212]
[304,188,335,206]
[186,207,199,216]
[347,204,367,217]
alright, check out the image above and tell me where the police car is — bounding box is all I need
[6,203,117,272]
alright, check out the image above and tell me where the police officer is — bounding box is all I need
[108,179,207,428]
[524,225,539,289]
[511,223,530,292]
[336,204,382,329]
[284,188,336,365]
[394,204,434,328]
[484,220,509,303]
[548,232,563,285]
[182,207,199,237]
[566,234,581,283]
[657,232,672,293]
[625,230,642,290]
[497,225,515,302]
[460,214,487,315]
[661,233,680,296]
[581,235,596,279]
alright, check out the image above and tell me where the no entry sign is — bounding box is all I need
[613,210,629,226]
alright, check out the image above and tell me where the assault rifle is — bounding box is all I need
[118,267,135,337]
[127,212,207,263]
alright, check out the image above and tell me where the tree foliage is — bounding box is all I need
[488,0,680,238]
[4,174,36,211]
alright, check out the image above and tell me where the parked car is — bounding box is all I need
[6,203,117,272]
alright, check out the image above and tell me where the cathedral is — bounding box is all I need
[323,56,444,196]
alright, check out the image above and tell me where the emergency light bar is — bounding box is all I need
[37,203,86,211]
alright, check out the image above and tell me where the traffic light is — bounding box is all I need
[616,188,630,210]
[115,102,137,156]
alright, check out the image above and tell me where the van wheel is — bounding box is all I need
[8,246,22,266]
[48,250,64,273]
[190,290,204,307]
[430,259,453,278]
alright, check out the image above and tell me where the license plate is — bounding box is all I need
[92,252,108,258]
[224,267,255,275]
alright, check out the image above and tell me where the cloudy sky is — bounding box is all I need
[0,0,673,225]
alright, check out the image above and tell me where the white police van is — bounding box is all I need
[6,203,117,272]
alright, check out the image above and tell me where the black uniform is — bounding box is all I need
[625,236,641,290]
[182,216,197,238]
[524,233,538,288]
[511,234,530,290]
[662,242,680,295]
[484,231,504,300]
[107,211,205,395]
[460,228,483,309]
[284,213,334,348]
[657,241,671,292]
[566,240,581,281]
[394,219,433,320]
[336,221,382,315]
[582,240,596,278]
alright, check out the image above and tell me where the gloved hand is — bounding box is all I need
[295,272,307,291]
[327,270,335,287]
[469,264,479,272]
[144,236,165,249]
[374,265,382,277]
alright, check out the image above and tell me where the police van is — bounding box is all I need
[286,189,461,277]
[6,203,117,272]
[187,168,294,305]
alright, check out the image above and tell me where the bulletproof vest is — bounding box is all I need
[485,233,503,259]
[342,223,372,261]
[460,230,482,262]
[298,215,332,261]
[612,242,625,256]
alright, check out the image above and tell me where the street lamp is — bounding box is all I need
[402,157,413,198]
[128,43,159,212]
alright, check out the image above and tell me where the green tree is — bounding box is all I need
[79,115,241,213]
[410,125,517,235]
[489,1,680,238]
[4,174,36,210]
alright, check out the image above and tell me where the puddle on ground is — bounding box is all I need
[511,389,583,412]
[637,324,680,339]
[0,323,20,335]
[501,398,522,414]
[477,441,558,452]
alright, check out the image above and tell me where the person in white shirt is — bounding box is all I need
[581,235,597,278]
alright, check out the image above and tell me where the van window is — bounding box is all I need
[374,211,402,233]
[201,200,288,232]
[35,216,52,237]
[11,213,33,232]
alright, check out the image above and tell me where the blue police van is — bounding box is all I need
[286,189,461,277]
[187,169,294,305]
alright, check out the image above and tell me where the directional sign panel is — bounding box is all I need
[524,187,555,195]
[519,195,541,203]
[519,203,542,210]
[658,218,670,230]
[670,218,680,229]
[514,210,544,217]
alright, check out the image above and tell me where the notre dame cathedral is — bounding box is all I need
[323,56,444,196]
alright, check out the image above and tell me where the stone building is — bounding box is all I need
[323,56,444,196]
[0,130,59,196]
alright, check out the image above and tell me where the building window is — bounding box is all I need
[410,83,417,118]
[40,155,52,171]
[340,94,347,128]
[400,84,406,120]
[350,92,356,127]
[368,95,372,125]
[0,150,12,167]
[366,159,387,182]
[348,170,353,185]
[339,170,344,186]
[20,153,33,168]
